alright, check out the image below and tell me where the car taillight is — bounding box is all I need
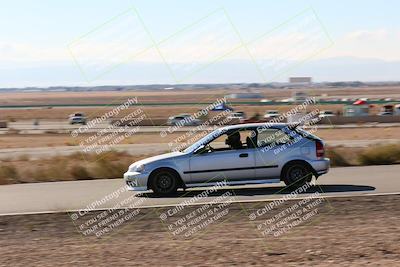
[316,140,325,157]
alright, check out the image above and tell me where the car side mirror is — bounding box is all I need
[193,145,206,154]
[194,144,213,155]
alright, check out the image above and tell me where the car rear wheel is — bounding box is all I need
[150,169,178,195]
[282,163,313,187]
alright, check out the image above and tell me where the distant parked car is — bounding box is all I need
[264,110,280,119]
[124,123,330,195]
[379,105,395,116]
[279,98,293,103]
[395,104,400,115]
[318,110,336,118]
[167,114,201,126]
[68,113,86,125]
[227,111,246,122]
[378,111,393,116]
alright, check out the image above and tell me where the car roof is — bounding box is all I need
[219,123,289,131]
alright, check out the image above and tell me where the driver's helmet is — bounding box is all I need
[225,131,242,149]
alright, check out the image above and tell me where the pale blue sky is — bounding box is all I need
[1,0,398,46]
[0,0,399,86]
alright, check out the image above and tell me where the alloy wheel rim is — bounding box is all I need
[157,174,173,191]
[289,166,305,181]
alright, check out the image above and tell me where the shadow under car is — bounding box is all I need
[136,184,376,198]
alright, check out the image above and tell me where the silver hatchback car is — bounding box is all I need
[124,123,330,195]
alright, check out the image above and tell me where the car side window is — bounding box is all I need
[203,129,257,152]
[256,128,292,147]
[241,130,257,149]
[207,134,231,151]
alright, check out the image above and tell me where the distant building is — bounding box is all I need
[289,77,312,85]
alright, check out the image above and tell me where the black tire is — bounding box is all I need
[150,169,179,195]
[282,162,313,187]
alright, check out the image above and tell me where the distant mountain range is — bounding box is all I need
[1,57,400,88]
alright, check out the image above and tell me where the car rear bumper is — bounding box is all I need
[123,171,149,191]
[309,158,330,177]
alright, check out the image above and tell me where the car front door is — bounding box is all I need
[187,131,256,183]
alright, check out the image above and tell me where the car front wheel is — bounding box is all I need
[150,169,178,195]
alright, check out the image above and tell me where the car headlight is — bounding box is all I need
[133,164,145,172]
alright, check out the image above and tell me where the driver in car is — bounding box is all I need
[225,131,243,150]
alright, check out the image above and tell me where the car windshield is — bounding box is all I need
[183,128,223,153]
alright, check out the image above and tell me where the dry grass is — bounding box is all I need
[69,164,91,180]
[324,146,362,167]
[0,151,146,185]
[328,144,400,166]
[358,144,400,165]
[0,164,19,185]
[325,148,351,167]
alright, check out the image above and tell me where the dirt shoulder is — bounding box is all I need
[1,195,399,266]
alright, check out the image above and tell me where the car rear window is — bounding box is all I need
[257,128,292,147]
[294,127,321,141]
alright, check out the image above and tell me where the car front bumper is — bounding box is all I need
[123,171,149,191]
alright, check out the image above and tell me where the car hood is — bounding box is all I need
[130,151,185,168]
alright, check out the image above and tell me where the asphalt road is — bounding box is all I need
[0,165,399,216]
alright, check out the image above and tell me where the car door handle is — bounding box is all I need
[239,153,248,158]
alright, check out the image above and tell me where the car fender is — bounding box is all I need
[279,157,319,177]
[147,158,191,184]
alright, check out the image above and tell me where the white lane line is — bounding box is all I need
[1,191,399,217]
